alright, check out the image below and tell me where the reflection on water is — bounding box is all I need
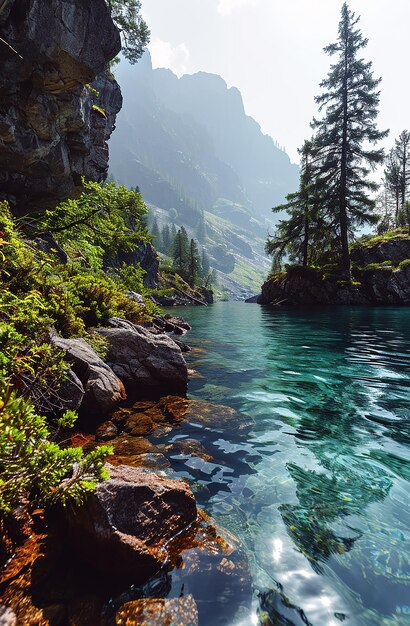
[163,303,410,626]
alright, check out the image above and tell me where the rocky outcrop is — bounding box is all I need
[351,236,410,267]
[97,318,188,397]
[0,0,122,212]
[51,334,126,418]
[57,464,197,583]
[259,263,410,306]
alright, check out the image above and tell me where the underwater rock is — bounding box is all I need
[95,420,118,441]
[115,595,199,626]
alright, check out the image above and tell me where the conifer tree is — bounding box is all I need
[384,149,402,226]
[172,226,190,274]
[312,2,388,276]
[266,140,336,268]
[188,238,202,286]
[151,217,162,250]
[161,224,172,254]
[394,130,410,208]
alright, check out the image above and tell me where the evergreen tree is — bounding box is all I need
[161,224,172,254]
[394,130,410,208]
[266,140,336,268]
[151,217,162,250]
[384,149,402,226]
[312,2,388,276]
[188,238,202,286]
[172,226,190,274]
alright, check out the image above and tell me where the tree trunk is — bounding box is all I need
[302,214,309,267]
[339,37,351,278]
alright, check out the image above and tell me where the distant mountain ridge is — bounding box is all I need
[108,52,299,298]
[109,52,298,224]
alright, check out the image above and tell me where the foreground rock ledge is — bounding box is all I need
[54,464,197,584]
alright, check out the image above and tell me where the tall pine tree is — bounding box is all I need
[312,2,388,276]
[267,139,336,268]
[172,226,190,274]
[395,130,410,209]
[188,238,202,286]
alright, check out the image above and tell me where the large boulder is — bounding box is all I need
[51,334,126,418]
[97,318,188,397]
[0,0,122,212]
[57,464,197,583]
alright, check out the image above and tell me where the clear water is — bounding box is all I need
[162,302,410,626]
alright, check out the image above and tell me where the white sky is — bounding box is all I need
[141,0,409,166]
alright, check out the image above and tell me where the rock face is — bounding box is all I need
[351,237,410,267]
[97,318,188,397]
[107,243,159,289]
[0,0,122,212]
[260,259,410,306]
[51,334,126,418]
[59,464,197,583]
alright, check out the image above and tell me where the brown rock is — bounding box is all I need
[57,464,198,583]
[95,420,118,441]
[116,595,198,626]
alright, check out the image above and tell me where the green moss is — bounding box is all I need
[350,228,410,251]
[398,258,410,270]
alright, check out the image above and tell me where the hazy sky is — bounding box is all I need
[140,0,409,166]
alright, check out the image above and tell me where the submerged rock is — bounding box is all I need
[116,595,199,626]
[56,464,197,584]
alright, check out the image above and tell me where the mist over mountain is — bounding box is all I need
[108,52,299,297]
[109,52,298,224]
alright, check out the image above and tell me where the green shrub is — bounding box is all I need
[0,382,111,515]
[398,258,410,270]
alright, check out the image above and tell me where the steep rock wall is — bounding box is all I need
[0,0,122,212]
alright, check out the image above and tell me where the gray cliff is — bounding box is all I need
[0,0,122,212]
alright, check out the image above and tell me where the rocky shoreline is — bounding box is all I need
[0,319,254,625]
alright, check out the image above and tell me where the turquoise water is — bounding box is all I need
[163,303,410,626]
